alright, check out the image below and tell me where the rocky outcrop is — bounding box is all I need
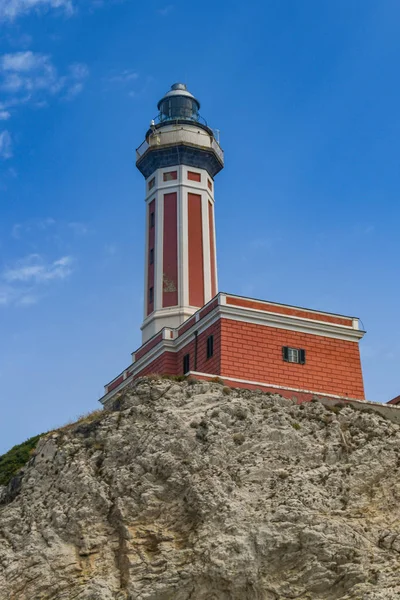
[0,377,400,599]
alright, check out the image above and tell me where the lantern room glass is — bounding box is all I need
[159,96,199,122]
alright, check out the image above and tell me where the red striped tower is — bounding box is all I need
[102,85,366,406]
[136,84,224,342]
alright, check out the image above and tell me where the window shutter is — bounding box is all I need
[299,349,306,364]
[282,346,289,362]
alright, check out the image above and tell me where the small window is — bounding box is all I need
[208,179,213,191]
[206,335,214,359]
[163,170,177,181]
[188,171,201,182]
[149,248,154,265]
[149,287,154,304]
[282,346,306,364]
[150,212,155,228]
[183,353,190,374]
[148,177,155,190]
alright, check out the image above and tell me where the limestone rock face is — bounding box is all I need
[1,378,400,599]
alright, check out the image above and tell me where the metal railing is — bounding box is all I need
[211,137,224,162]
[136,139,150,160]
[136,125,224,162]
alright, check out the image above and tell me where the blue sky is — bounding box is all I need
[0,0,399,453]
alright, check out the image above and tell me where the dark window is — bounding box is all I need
[282,346,306,364]
[150,212,155,228]
[149,287,154,304]
[207,335,214,359]
[149,248,154,264]
[183,353,190,374]
[208,179,213,191]
[148,177,155,190]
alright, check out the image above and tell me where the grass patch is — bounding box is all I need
[0,434,44,487]
[210,377,224,385]
[161,374,187,382]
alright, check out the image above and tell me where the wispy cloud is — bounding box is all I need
[0,0,74,22]
[0,253,73,307]
[0,111,11,121]
[11,217,55,239]
[0,52,88,104]
[0,283,40,308]
[0,131,13,159]
[0,285,39,307]
[107,69,138,85]
[157,4,174,16]
[0,0,129,21]
[67,221,89,235]
[104,243,117,256]
[104,68,140,97]
[3,254,73,283]
[11,217,88,240]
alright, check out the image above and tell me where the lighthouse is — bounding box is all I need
[136,83,224,343]
[102,84,366,408]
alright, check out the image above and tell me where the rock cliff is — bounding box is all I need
[1,377,400,599]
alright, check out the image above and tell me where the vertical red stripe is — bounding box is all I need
[208,201,217,297]
[147,199,155,316]
[163,192,178,307]
[188,193,204,307]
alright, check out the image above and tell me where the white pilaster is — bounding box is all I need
[210,197,218,292]
[180,182,189,308]
[154,188,163,312]
[201,192,211,303]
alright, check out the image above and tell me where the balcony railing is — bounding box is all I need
[136,126,224,163]
[136,139,150,160]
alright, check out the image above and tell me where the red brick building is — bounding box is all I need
[100,84,366,408]
[101,292,365,408]
[387,396,400,405]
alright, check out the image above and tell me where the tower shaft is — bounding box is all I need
[141,164,217,342]
[136,84,224,343]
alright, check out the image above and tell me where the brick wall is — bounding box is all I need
[177,315,196,337]
[135,351,177,378]
[107,374,124,393]
[220,319,365,399]
[176,320,221,375]
[134,331,163,361]
[198,297,219,320]
[133,321,221,380]
[108,308,364,402]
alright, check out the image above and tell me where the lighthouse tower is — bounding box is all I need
[136,83,224,343]
[102,84,366,409]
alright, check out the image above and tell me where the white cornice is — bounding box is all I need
[218,305,365,342]
[222,292,360,322]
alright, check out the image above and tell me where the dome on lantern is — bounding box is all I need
[157,83,200,122]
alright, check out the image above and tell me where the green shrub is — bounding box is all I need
[161,374,187,382]
[291,422,301,430]
[0,434,44,487]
